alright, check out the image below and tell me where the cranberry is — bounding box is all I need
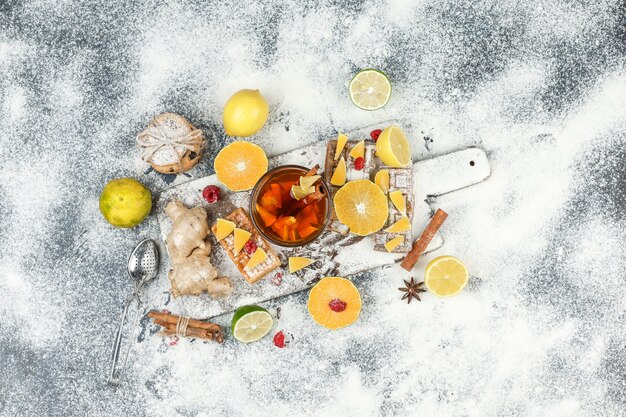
[328,299,347,312]
[244,240,257,255]
[370,129,382,142]
[354,157,365,171]
[202,185,221,203]
[168,335,179,346]
[272,272,283,286]
[273,331,286,348]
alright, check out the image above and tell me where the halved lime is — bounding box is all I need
[349,69,392,110]
[231,305,273,343]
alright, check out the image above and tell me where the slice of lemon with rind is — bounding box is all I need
[349,69,392,111]
[424,256,469,297]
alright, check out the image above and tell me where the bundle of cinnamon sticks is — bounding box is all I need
[148,311,224,343]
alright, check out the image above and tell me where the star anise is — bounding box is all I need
[398,277,426,304]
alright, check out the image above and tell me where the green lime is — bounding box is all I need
[231,305,273,343]
[349,69,392,110]
[99,178,152,228]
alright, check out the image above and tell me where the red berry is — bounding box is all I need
[244,240,257,255]
[168,335,179,346]
[370,129,382,141]
[202,185,221,204]
[272,272,283,286]
[328,298,347,312]
[354,157,365,171]
[273,331,286,348]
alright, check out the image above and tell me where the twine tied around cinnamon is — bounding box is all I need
[137,122,204,172]
[175,315,191,337]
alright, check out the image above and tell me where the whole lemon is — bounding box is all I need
[222,89,269,137]
[99,178,152,228]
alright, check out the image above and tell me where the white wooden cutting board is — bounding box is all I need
[156,126,490,318]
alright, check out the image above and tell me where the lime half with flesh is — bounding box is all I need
[231,305,273,343]
[349,69,392,110]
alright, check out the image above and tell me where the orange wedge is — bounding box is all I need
[214,218,236,241]
[330,157,347,187]
[348,140,365,159]
[374,169,390,194]
[245,248,268,270]
[334,133,348,160]
[384,236,404,252]
[333,179,388,235]
[307,277,361,329]
[233,228,251,255]
[289,257,314,273]
[214,141,268,191]
[385,216,411,233]
[389,190,406,215]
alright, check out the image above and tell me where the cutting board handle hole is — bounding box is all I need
[469,160,475,166]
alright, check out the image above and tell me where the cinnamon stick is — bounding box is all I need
[148,311,224,343]
[286,183,326,216]
[400,209,448,271]
[305,164,320,177]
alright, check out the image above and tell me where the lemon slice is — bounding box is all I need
[291,184,315,200]
[330,157,347,186]
[385,216,411,233]
[214,219,236,241]
[384,236,404,252]
[349,69,392,111]
[335,133,348,160]
[389,191,406,215]
[424,256,469,297]
[233,228,251,255]
[289,257,314,273]
[376,125,411,167]
[245,248,267,270]
[231,305,273,343]
[374,169,390,194]
[348,140,365,159]
[300,175,321,189]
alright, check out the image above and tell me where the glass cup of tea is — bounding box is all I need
[249,165,332,247]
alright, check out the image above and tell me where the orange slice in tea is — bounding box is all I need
[348,140,365,159]
[256,204,277,227]
[214,141,268,191]
[245,248,268,270]
[330,157,347,187]
[289,257,314,273]
[307,277,361,329]
[385,216,411,233]
[334,133,348,160]
[214,218,236,241]
[333,179,388,236]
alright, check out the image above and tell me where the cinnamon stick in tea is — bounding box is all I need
[400,209,448,271]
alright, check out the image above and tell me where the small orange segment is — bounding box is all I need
[307,277,361,330]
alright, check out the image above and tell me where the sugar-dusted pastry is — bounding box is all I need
[372,168,414,253]
[137,113,206,174]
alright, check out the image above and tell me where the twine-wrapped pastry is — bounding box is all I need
[137,113,206,174]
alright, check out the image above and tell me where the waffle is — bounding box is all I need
[324,139,376,235]
[211,208,281,284]
[372,168,415,253]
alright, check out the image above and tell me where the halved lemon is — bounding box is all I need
[333,179,388,236]
[349,69,392,111]
[231,305,273,343]
[376,125,411,167]
[214,141,268,191]
[424,256,469,297]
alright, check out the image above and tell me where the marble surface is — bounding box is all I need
[1,1,625,416]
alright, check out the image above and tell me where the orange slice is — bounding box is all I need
[245,248,268,270]
[233,228,251,255]
[214,141,268,191]
[214,218,236,241]
[348,140,365,159]
[330,157,347,187]
[334,133,348,160]
[374,169,390,194]
[289,257,314,273]
[385,216,411,233]
[307,277,361,329]
[333,179,388,235]
[384,236,404,252]
[389,190,406,215]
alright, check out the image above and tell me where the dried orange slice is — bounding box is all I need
[333,179,388,235]
[214,141,268,191]
[307,277,361,329]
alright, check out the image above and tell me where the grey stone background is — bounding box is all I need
[1,1,625,416]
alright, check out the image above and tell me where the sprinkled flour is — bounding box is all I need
[1,1,626,416]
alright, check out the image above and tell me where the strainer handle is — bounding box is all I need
[108,295,134,385]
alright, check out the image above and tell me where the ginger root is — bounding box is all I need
[165,200,233,298]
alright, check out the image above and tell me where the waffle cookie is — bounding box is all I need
[372,168,415,253]
[324,139,376,235]
[211,208,281,284]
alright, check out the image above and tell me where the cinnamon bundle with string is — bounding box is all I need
[147,311,224,343]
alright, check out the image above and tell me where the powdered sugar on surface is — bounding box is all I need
[1,1,626,416]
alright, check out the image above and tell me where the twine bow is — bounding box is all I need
[137,121,204,172]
